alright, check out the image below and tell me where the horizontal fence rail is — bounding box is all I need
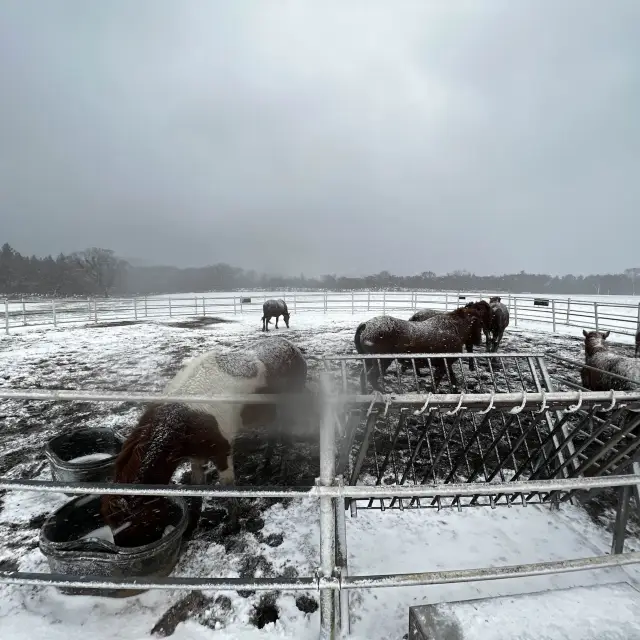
[3,549,640,593]
[2,473,640,498]
[2,290,640,339]
[1,386,640,409]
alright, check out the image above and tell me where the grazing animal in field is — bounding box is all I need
[354,307,484,391]
[488,296,510,352]
[636,329,639,357]
[408,308,441,322]
[580,330,640,391]
[101,338,308,547]
[262,299,290,332]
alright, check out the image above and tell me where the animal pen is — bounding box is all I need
[1,353,640,639]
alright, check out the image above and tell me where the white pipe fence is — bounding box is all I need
[2,291,640,338]
[1,382,640,638]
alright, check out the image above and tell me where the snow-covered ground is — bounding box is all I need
[0,313,639,639]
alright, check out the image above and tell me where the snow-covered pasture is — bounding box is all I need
[0,313,639,639]
[3,290,640,341]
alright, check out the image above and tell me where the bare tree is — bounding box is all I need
[625,268,640,295]
[72,248,128,297]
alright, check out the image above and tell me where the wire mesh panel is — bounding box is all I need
[322,353,640,512]
[542,353,640,500]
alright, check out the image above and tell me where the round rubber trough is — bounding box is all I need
[45,428,125,489]
[39,494,189,597]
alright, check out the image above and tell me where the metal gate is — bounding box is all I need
[322,352,640,513]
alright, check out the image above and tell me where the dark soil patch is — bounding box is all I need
[263,532,284,547]
[89,320,144,329]
[0,557,19,572]
[150,590,214,637]
[166,317,234,329]
[250,594,280,629]
[296,594,319,614]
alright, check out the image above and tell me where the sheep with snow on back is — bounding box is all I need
[580,330,640,391]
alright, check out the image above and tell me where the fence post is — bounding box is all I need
[551,299,557,333]
[94,299,98,323]
[194,295,198,316]
[324,291,328,314]
[233,297,237,315]
[318,372,337,639]
[293,294,297,314]
[133,297,138,321]
[4,300,8,335]
[637,302,640,332]
[445,292,449,312]
[367,291,371,311]
[566,298,571,325]
[594,302,599,331]
[382,291,386,315]
[514,297,518,326]
[202,296,206,316]
[144,297,148,317]
[351,292,354,315]
[335,475,350,635]
[52,299,57,328]
[21,298,26,326]
[169,299,172,317]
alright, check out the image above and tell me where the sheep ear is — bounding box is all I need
[603,330,610,339]
[583,330,588,338]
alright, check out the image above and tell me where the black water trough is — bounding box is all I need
[39,494,189,597]
[45,428,124,489]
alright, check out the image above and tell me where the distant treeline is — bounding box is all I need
[1,242,639,297]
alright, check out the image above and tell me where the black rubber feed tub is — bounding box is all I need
[45,428,125,489]
[39,494,189,597]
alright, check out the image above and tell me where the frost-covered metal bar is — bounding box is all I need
[2,387,640,408]
[2,474,640,499]
[2,550,639,593]
[318,372,337,639]
[0,572,320,591]
[342,550,640,589]
[325,352,542,360]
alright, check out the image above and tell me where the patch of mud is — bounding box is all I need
[296,594,319,614]
[250,593,280,629]
[166,317,234,329]
[578,489,640,539]
[150,590,214,637]
[89,320,145,329]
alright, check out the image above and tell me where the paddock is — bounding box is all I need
[1,311,640,639]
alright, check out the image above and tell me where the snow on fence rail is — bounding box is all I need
[2,291,640,337]
[2,378,640,638]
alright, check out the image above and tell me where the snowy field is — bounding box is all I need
[0,313,639,639]
[3,289,640,339]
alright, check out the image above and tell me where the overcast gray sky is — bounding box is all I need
[1,1,638,276]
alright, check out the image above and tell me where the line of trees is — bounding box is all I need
[0,243,639,297]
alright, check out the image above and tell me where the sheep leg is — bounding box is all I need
[445,358,459,391]
[465,343,476,371]
[366,358,390,392]
[218,453,238,528]
[185,460,206,537]
[493,330,504,353]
